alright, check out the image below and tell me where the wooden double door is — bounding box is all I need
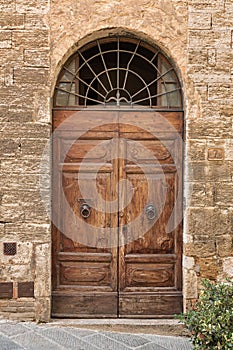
[52,110,183,318]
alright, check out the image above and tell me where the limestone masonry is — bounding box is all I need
[0,0,233,321]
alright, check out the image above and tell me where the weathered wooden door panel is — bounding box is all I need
[119,294,183,317]
[52,294,118,317]
[52,110,183,318]
[118,111,183,317]
[52,111,119,317]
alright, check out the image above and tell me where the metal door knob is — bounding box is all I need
[80,203,91,219]
[145,204,156,220]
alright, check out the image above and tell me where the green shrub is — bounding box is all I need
[176,279,233,349]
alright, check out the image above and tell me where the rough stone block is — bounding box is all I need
[1,107,33,123]
[222,257,233,277]
[0,299,35,320]
[188,161,232,182]
[0,174,41,191]
[0,263,35,281]
[14,67,49,84]
[188,47,208,65]
[0,203,25,222]
[1,158,42,175]
[224,139,233,160]
[35,297,50,322]
[189,29,231,50]
[183,269,198,299]
[185,239,216,258]
[16,0,49,14]
[187,140,206,161]
[189,67,231,83]
[0,241,33,267]
[188,116,233,139]
[0,122,50,139]
[207,48,216,66]
[188,182,214,207]
[4,66,14,86]
[189,0,225,11]
[34,244,51,298]
[12,30,49,49]
[32,88,51,122]
[0,85,35,111]
[25,14,49,29]
[0,30,12,48]
[0,139,20,157]
[196,256,220,279]
[214,183,233,207]
[0,0,15,12]
[4,222,50,242]
[24,49,49,67]
[208,83,233,101]
[186,207,231,236]
[216,235,233,257]
[212,9,233,28]
[0,14,25,29]
[189,11,212,29]
[183,256,195,270]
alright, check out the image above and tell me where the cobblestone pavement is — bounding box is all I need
[0,321,193,350]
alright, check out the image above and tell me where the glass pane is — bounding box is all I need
[66,59,76,74]
[160,58,177,82]
[54,38,182,109]
[56,83,69,105]
[67,83,76,106]
[159,83,181,107]
[56,89,68,106]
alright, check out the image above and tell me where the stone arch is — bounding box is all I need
[51,28,185,111]
[53,28,184,108]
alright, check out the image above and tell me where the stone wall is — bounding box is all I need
[0,0,51,321]
[184,0,233,308]
[0,0,232,321]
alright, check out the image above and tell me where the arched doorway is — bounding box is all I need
[52,36,183,318]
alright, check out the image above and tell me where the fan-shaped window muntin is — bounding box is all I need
[54,37,182,109]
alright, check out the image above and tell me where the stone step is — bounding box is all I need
[48,319,190,337]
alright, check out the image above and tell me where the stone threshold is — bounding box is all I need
[48,318,189,337]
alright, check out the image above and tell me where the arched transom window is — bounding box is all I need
[54,37,182,109]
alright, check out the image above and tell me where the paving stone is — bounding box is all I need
[135,343,168,350]
[36,327,100,349]
[0,334,25,350]
[22,323,42,330]
[0,322,30,337]
[63,327,98,338]
[11,331,65,350]
[103,331,150,347]
[143,335,193,350]
[0,322,194,350]
[84,333,132,350]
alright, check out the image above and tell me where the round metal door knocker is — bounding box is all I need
[145,204,156,220]
[80,203,91,219]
